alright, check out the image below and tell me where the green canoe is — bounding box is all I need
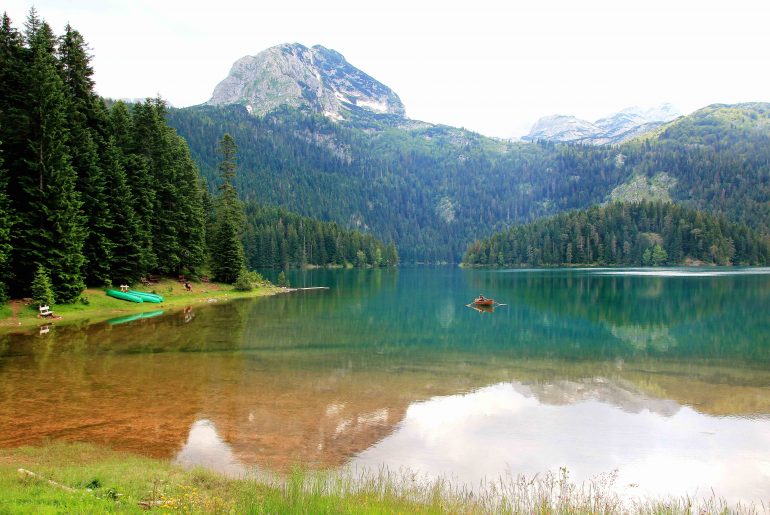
[106,289,143,303]
[127,290,164,303]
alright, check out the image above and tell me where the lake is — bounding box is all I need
[1,267,769,503]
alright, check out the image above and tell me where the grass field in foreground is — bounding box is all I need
[0,442,756,514]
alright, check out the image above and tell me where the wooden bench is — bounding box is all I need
[38,305,54,318]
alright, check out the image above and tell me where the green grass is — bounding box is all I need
[0,278,279,332]
[0,442,760,514]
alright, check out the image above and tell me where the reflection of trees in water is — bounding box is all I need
[610,325,676,352]
[513,377,682,417]
[466,270,770,363]
[487,272,746,326]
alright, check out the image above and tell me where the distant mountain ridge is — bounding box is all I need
[207,43,405,120]
[523,104,681,145]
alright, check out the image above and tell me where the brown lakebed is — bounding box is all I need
[1,268,769,503]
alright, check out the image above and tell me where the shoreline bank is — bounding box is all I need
[0,278,282,334]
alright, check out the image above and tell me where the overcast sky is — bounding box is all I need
[5,0,770,137]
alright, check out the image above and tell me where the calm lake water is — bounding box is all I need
[1,267,769,502]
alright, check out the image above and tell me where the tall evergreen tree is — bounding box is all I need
[59,23,113,285]
[12,16,85,301]
[171,137,207,273]
[0,13,28,295]
[109,100,157,273]
[210,133,245,282]
[132,98,181,273]
[0,144,13,300]
[102,137,143,283]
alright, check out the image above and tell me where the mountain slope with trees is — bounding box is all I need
[168,102,770,263]
[462,201,770,267]
[243,203,398,269]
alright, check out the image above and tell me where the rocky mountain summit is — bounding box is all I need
[523,104,681,145]
[207,43,406,120]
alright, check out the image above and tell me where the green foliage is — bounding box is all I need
[653,244,668,266]
[242,203,397,269]
[30,264,54,307]
[0,145,14,300]
[0,442,752,514]
[167,102,770,263]
[463,201,770,267]
[210,133,245,283]
[59,23,113,286]
[233,268,253,291]
[22,18,86,302]
[277,270,289,288]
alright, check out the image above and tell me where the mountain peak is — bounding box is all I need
[207,44,405,119]
[524,104,681,145]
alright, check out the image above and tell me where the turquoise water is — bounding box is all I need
[1,267,769,502]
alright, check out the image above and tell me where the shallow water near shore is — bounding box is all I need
[1,267,769,503]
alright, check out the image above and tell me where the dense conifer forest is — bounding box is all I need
[462,201,770,267]
[0,10,393,304]
[168,103,770,263]
[243,203,398,269]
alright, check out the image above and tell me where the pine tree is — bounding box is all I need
[102,138,144,283]
[59,24,113,285]
[15,17,85,302]
[171,138,207,274]
[0,144,13,301]
[132,98,180,273]
[109,101,156,273]
[210,134,245,282]
[651,244,668,266]
[30,264,54,307]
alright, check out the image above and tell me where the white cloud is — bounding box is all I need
[4,0,770,137]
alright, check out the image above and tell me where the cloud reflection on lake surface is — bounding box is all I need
[352,381,770,503]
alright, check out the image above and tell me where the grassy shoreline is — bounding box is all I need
[0,442,755,514]
[0,278,281,333]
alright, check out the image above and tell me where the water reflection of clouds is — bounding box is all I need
[352,382,770,503]
[174,419,247,477]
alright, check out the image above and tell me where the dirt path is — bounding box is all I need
[1,300,25,328]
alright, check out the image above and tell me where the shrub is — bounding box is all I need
[277,271,289,288]
[233,269,253,291]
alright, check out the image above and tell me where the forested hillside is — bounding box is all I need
[462,201,770,267]
[168,106,628,262]
[168,103,770,263]
[243,203,398,269]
